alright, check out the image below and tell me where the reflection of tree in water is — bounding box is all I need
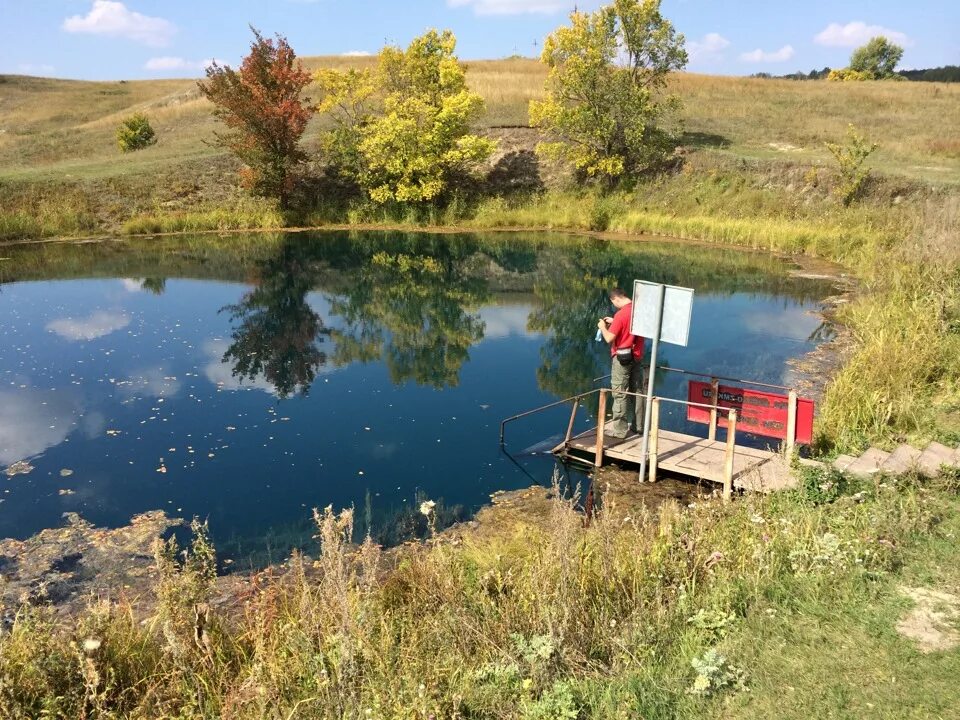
[140,277,166,295]
[528,236,830,401]
[221,242,329,397]
[328,250,489,388]
[529,239,641,400]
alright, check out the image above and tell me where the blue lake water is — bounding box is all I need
[0,231,832,562]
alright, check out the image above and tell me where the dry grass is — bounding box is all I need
[2,470,959,718]
[2,58,958,182]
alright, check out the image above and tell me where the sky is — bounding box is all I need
[1,0,957,80]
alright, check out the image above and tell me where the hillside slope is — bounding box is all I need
[1,57,958,185]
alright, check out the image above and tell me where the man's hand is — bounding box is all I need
[597,318,607,330]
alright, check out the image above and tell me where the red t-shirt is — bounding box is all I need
[608,302,645,360]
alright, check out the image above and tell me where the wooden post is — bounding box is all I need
[648,397,660,483]
[595,390,607,467]
[564,397,580,447]
[708,377,720,442]
[723,409,738,503]
[786,389,798,455]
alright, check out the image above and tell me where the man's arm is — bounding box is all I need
[598,313,619,344]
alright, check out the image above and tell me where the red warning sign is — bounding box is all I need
[686,381,814,444]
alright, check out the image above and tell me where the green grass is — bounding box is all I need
[2,470,959,718]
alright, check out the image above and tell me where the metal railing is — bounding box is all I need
[593,364,794,392]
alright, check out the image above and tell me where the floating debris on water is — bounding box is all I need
[58,488,76,496]
[5,460,34,477]
[59,468,74,477]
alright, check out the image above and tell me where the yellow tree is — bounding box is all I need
[316,30,496,204]
[530,0,686,182]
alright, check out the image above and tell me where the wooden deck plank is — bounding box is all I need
[557,425,783,491]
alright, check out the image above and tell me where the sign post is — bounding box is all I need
[632,280,694,483]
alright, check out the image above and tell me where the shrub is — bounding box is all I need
[115,113,156,152]
[824,124,877,206]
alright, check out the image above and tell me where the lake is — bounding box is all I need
[0,230,832,563]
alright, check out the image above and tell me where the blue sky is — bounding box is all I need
[2,1,957,80]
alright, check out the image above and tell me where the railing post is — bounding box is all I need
[786,389,798,455]
[595,390,607,467]
[708,377,719,442]
[564,398,580,448]
[723,409,737,503]
[648,397,660,483]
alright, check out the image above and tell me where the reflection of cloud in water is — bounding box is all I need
[477,304,536,340]
[201,338,340,394]
[202,339,276,394]
[0,388,83,466]
[46,310,130,341]
[121,367,182,399]
[121,279,143,292]
[742,307,820,342]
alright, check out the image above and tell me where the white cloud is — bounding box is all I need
[341,50,372,57]
[740,45,795,63]
[814,21,911,48]
[17,63,55,76]
[144,56,221,73]
[46,310,130,341]
[63,1,176,47]
[447,0,575,15]
[687,33,731,62]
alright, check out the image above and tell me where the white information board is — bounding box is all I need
[631,280,694,347]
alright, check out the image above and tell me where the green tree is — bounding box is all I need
[530,0,687,182]
[849,36,904,79]
[115,113,156,152]
[198,29,313,207]
[316,30,496,204]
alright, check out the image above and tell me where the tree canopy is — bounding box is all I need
[849,36,904,79]
[316,30,495,205]
[198,29,313,207]
[529,0,687,182]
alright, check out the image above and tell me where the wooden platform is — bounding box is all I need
[555,428,798,493]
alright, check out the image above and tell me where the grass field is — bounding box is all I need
[2,57,959,183]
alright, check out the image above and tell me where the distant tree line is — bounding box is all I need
[753,65,960,83]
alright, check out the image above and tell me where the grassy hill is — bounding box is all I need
[2,57,959,185]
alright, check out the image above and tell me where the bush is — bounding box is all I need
[115,113,157,152]
[824,124,877,206]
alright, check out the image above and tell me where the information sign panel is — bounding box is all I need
[631,280,694,346]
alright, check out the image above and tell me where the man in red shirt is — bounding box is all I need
[597,288,645,439]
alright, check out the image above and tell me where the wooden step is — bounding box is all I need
[917,442,956,476]
[880,444,923,475]
[844,447,891,478]
[832,454,857,472]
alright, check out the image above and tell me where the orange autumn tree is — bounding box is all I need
[199,29,313,207]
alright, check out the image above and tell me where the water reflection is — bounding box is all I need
[0,230,834,554]
[220,242,330,397]
[327,249,488,388]
[208,233,830,399]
